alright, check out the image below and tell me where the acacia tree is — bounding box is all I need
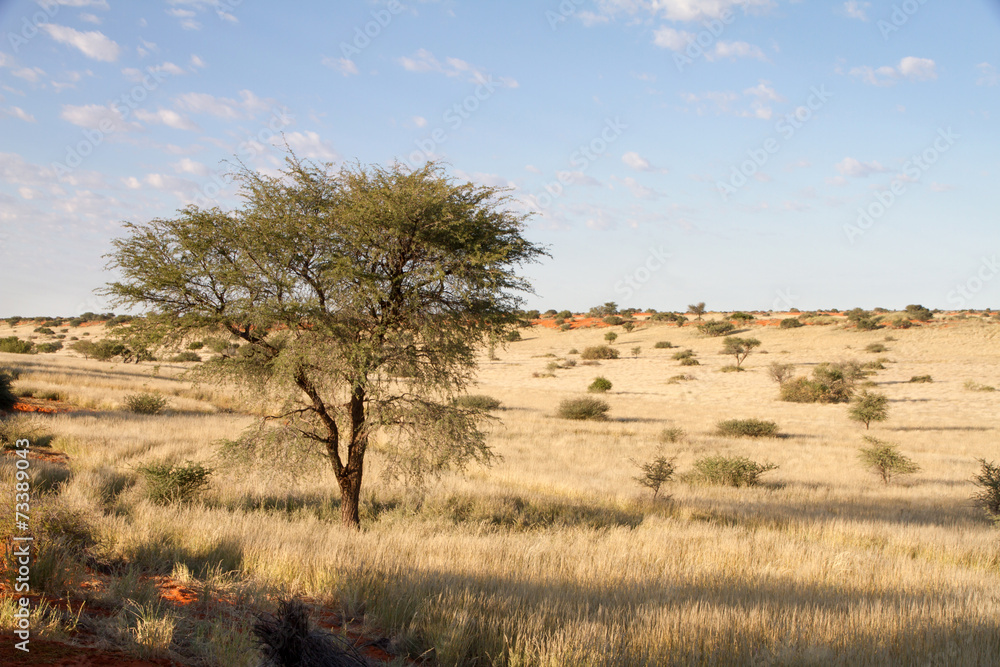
[687,302,707,320]
[103,156,545,527]
[721,336,761,368]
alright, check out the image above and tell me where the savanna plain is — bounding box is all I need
[2,312,999,666]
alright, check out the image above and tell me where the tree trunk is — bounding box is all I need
[338,470,362,527]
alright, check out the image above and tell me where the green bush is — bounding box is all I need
[698,321,736,337]
[687,455,778,487]
[658,427,686,443]
[187,341,205,350]
[580,345,619,360]
[971,459,1000,519]
[36,342,63,354]
[653,341,674,349]
[505,330,522,342]
[452,394,503,411]
[865,343,888,353]
[719,365,743,373]
[909,375,933,383]
[588,377,612,393]
[556,397,610,421]
[604,331,618,344]
[124,393,168,415]
[779,361,859,404]
[679,358,700,366]
[855,317,883,331]
[716,418,779,438]
[780,318,804,329]
[0,368,18,411]
[169,351,201,363]
[92,340,128,361]
[964,380,997,392]
[848,390,890,429]
[138,460,213,504]
[602,315,624,326]
[857,436,920,484]
[672,349,695,361]
[33,327,55,335]
[905,304,934,322]
[0,337,34,354]
[890,317,913,329]
[633,455,675,498]
[729,311,755,322]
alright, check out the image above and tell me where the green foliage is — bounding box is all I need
[653,341,674,349]
[0,368,18,411]
[602,315,624,326]
[622,321,636,334]
[849,390,890,429]
[679,357,700,366]
[729,311,755,322]
[720,336,761,367]
[767,362,795,385]
[672,349,695,361]
[687,456,778,487]
[604,331,618,344]
[865,343,888,353]
[719,365,743,373]
[780,361,860,404]
[588,302,619,318]
[587,376,612,393]
[658,427,686,443]
[633,454,675,498]
[504,330,522,342]
[905,304,934,322]
[964,380,997,392]
[698,321,735,337]
[687,302,706,320]
[169,351,201,362]
[187,340,205,350]
[33,327,55,335]
[780,318,804,329]
[971,459,1000,519]
[716,418,779,438]
[581,345,620,360]
[103,155,545,526]
[138,460,213,504]
[0,337,34,354]
[909,375,934,383]
[36,342,63,354]
[124,393,168,415]
[452,394,503,411]
[92,340,129,361]
[556,310,573,320]
[855,316,883,331]
[556,397,610,421]
[890,317,913,329]
[857,436,920,484]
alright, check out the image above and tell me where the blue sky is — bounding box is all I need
[1,0,998,316]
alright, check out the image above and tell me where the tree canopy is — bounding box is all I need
[103,155,546,526]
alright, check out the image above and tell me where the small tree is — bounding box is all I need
[849,390,889,429]
[630,346,641,358]
[971,459,1000,520]
[604,331,618,344]
[588,376,612,393]
[687,302,706,320]
[857,436,920,484]
[622,321,636,334]
[633,454,675,499]
[767,362,795,385]
[721,336,761,368]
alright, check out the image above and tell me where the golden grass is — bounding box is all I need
[2,315,999,665]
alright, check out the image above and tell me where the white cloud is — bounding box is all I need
[122,62,185,83]
[79,13,102,24]
[835,157,886,178]
[12,67,45,82]
[709,41,766,62]
[524,165,541,174]
[976,62,997,87]
[281,131,338,160]
[60,103,138,132]
[37,0,109,9]
[681,80,782,119]
[929,182,956,192]
[40,24,120,62]
[843,1,870,21]
[322,57,358,76]
[555,171,602,187]
[398,49,518,88]
[134,108,199,131]
[595,0,775,23]
[173,158,209,176]
[578,10,610,26]
[652,27,694,51]
[850,57,937,86]
[1,106,36,122]
[622,151,667,173]
[173,90,273,119]
[615,175,660,200]
[412,116,427,128]
[453,170,516,189]
[189,54,206,69]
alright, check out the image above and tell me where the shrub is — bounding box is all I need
[622,321,636,334]
[719,365,743,373]
[653,341,674,349]
[0,415,51,449]
[716,418,779,438]
[865,343,888,353]
[588,376,612,393]
[602,315,624,326]
[169,351,201,363]
[672,349,695,361]
[581,345,619,360]
[658,427,686,443]
[971,459,1000,519]
[680,358,700,366]
[33,327,55,335]
[0,337,34,354]
[857,436,920,484]
[909,375,934,383]
[730,311,755,322]
[36,342,63,354]
[666,375,694,384]
[187,341,205,350]
[780,362,860,404]
[890,317,913,329]
[559,323,572,332]
[780,318,804,329]
[604,331,618,344]
[688,455,778,487]
[556,310,573,320]
[138,460,213,504]
[452,394,502,411]
[505,330,522,342]
[92,340,128,361]
[964,380,997,392]
[855,316,883,331]
[124,393,168,415]
[0,368,18,411]
[556,397,610,421]
[848,390,890,429]
[905,304,934,322]
[633,454,675,498]
[698,321,735,337]
[767,362,795,385]
[567,348,579,355]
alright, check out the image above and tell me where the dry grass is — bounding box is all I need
[1,314,999,665]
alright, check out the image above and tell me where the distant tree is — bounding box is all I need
[698,321,735,337]
[630,346,641,358]
[687,302,707,320]
[622,321,636,333]
[604,331,618,344]
[103,155,545,527]
[904,304,934,322]
[588,302,619,318]
[857,436,920,484]
[721,336,761,368]
[633,454,675,499]
[848,390,890,429]
[767,362,795,385]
